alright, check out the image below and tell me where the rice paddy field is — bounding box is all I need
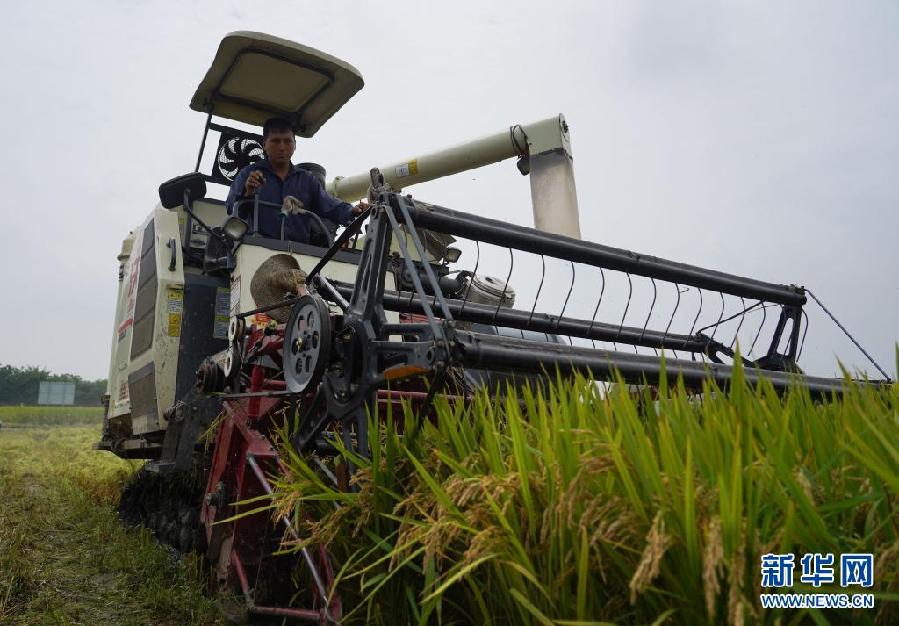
[1,363,897,625]
[0,408,223,625]
[269,365,899,625]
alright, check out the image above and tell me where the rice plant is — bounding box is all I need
[269,361,898,625]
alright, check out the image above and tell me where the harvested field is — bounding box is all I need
[0,418,223,626]
[0,406,104,427]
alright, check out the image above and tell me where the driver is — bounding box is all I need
[226,117,366,242]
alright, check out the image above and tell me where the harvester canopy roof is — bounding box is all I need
[190,31,364,137]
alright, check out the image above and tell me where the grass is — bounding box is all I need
[269,363,899,625]
[0,405,103,426]
[0,423,224,625]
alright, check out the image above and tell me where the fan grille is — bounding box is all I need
[215,136,264,182]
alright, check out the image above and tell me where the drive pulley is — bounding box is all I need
[284,294,332,393]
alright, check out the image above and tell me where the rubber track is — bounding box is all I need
[118,466,206,554]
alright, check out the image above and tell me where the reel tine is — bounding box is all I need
[663,283,683,359]
[615,272,635,353]
[641,278,659,356]
[688,288,704,362]
[588,267,606,349]
[798,309,810,361]
[459,240,480,318]
[555,262,576,337]
[729,297,747,351]
[527,254,546,328]
[748,302,767,357]
[492,247,515,326]
[689,288,704,337]
[709,292,726,343]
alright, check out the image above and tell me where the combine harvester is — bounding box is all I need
[97,32,889,623]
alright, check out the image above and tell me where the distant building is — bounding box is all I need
[38,381,76,405]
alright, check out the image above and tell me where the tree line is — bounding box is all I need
[0,364,107,406]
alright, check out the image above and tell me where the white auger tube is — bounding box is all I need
[326,114,581,240]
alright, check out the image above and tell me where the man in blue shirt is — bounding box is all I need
[226,117,366,243]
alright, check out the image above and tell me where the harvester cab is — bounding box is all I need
[98,31,890,624]
[98,32,371,461]
[97,31,540,468]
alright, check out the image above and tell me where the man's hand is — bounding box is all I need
[352,199,370,215]
[244,170,265,196]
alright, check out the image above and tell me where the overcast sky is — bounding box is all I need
[0,1,896,381]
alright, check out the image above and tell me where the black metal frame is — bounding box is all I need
[292,182,457,451]
[232,198,335,247]
[328,280,719,355]
[405,203,807,307]
[283,172,862,458]
[401,202,810,368]
[453,329,847,396]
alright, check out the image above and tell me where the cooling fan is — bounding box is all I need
[216,137,264,181]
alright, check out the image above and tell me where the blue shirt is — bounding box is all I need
[226,160,354,243]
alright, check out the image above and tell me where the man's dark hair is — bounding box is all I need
[262,117,295,140]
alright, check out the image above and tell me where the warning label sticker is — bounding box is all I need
[215,287,230,316]
[214,287,230,340]
[166,289,183,336]
[394,159,419,178]
[167,290,184,314]
[230,276,241,314]
[167,313,181,337]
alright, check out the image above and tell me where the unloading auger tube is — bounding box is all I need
[282,169,885,458]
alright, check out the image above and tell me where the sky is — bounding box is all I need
[0,0,896,381]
